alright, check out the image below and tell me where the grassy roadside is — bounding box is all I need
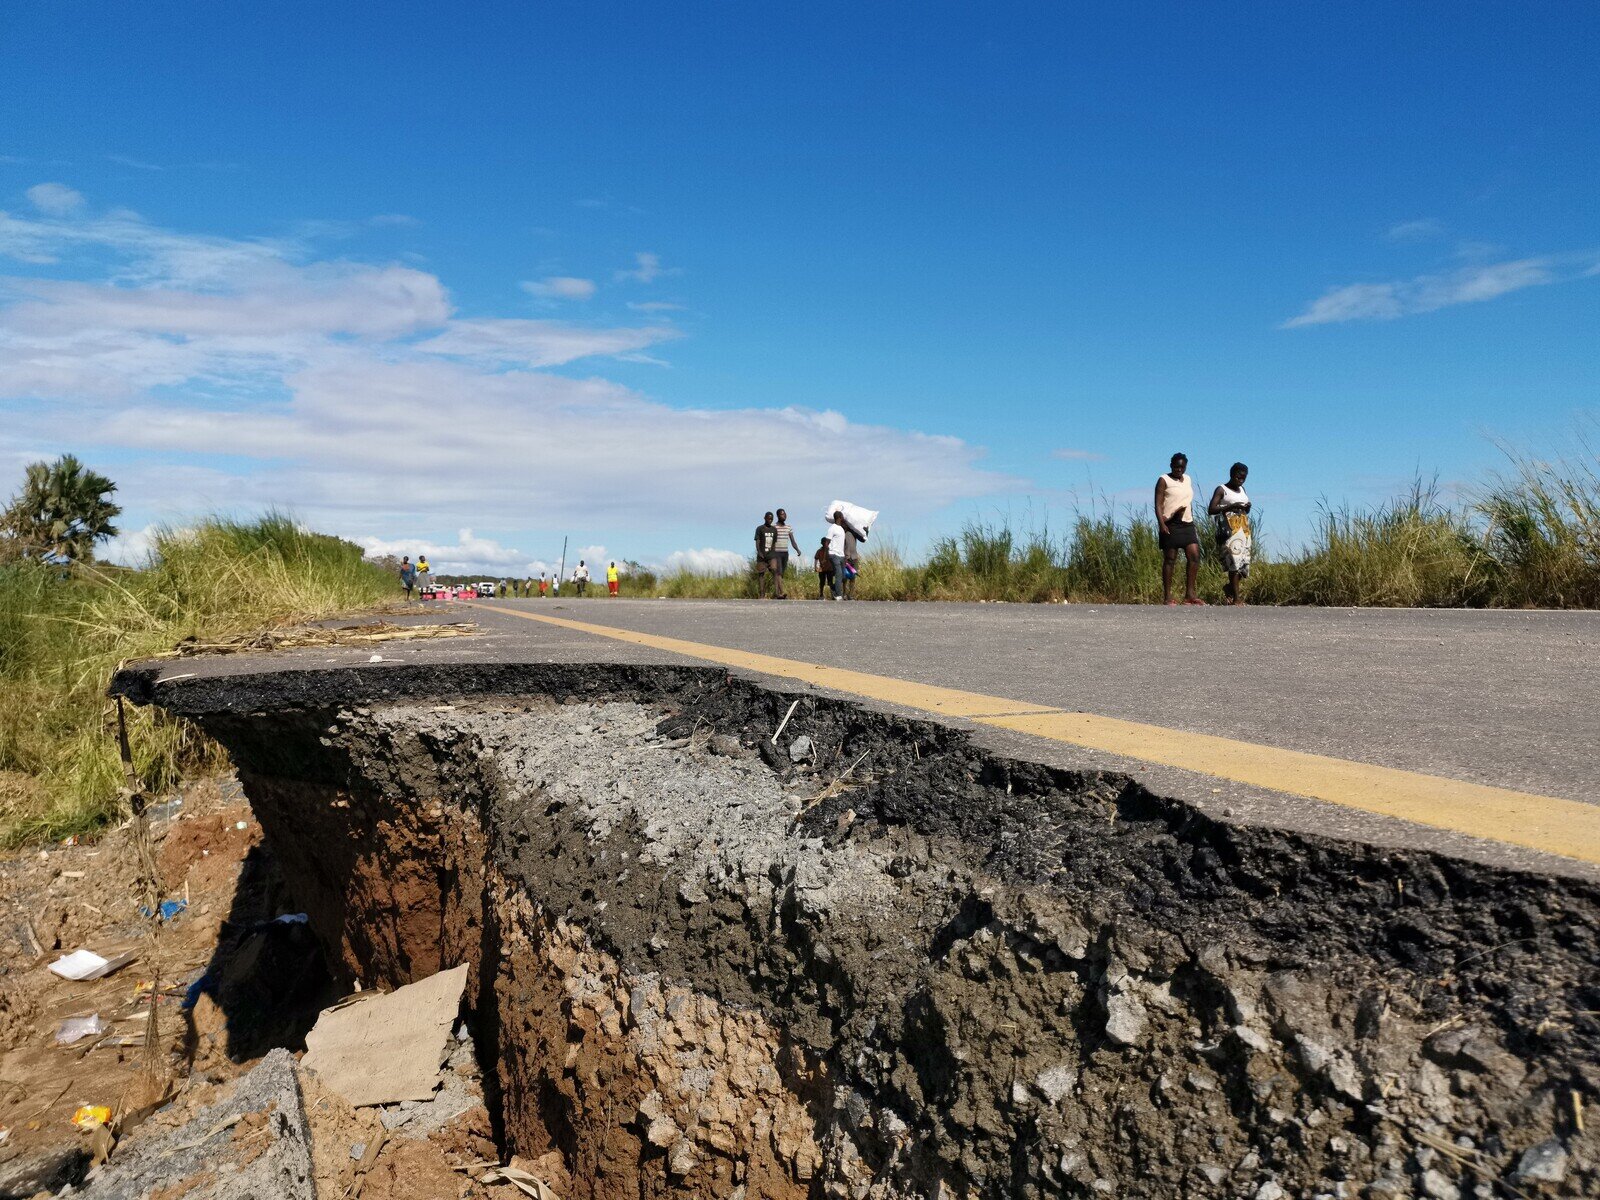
[0,514,397,846]
[627,464,1600,608]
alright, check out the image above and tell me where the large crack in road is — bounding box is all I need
[113,662,1600,1198]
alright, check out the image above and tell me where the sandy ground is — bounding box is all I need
[0,773,530,1200]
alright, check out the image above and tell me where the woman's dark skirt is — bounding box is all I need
[1160,521,1198,550]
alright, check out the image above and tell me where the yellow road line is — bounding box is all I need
[480,603,1600,866]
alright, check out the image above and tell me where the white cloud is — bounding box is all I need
[615,251,673,284]
[5,265,450,339]
[101,522,161,566]
[414,318,679,367]
[522,275,596,301]
[107,155,162,172]
[357,528,566,577]
[0,204,1018,563]
[25,182,85,215]
[1281,256,1581,327]
[1051,448,1106,462]
[657,547,748,575]
[628,301,684,313]
[1387,218,1444,242]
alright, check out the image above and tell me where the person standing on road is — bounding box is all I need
[538,571,548,597]
[1208,462,1253,606]
[825,511,849,600]
[399,556,417,600]
[573,560,591,596]
[417,555,431,594]
[754,512,779,599]
[606,561,620,596]
[1156,452,1203,606]
[770,508,803,600]
[814,537,835,600]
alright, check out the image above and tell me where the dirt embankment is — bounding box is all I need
[122,664,1600,1199]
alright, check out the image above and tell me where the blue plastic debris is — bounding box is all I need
[139,898,188,921]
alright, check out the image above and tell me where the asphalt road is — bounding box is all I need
[471,597,1600,877]
[474,598,1598,795]
[126,597,1600,881]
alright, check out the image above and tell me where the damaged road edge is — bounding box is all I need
[112,661,1600,1199]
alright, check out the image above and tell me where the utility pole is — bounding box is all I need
[557,536,567,590]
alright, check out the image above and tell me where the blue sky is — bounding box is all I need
[2,2,1596,575]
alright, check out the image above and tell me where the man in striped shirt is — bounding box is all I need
[770,508,804,599]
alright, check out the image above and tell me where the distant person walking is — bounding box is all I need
[770,508,804,599]
[1208,462,1253,605]
[825,510,849,600]
[607,561,620,596]
[416,555,431,594]
[573,560,590,596]
[538,571,548,597]
[1156,452,1204,606]
[754,512,779,599]
[814,537,835,599]
[399,556,417,600]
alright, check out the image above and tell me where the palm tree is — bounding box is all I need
[1,455,122,564]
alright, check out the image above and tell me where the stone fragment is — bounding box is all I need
[1511,1139,1568,1185]
[667,1138,699,1176]
[1294,1034,1331,1073]
[1034,1064,1077,1104]
[1105,992,1148,1047]
[708,734,742,757]
[646,1115,682,1148]
[788,735,814,762]
[1421,1168,1461,1200]
[1197,1164,1227,1186]
[1234,1024,1272,1053]
[1255,1182,1286,1200]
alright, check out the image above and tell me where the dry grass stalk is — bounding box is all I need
[152,620,477,659]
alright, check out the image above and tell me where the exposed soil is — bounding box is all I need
[109,661,1600,1199]
[0,773,529,1200]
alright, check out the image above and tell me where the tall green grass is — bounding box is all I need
[0,514,397,845]
[1247,481,1494,608]
[1476,444,1600,609]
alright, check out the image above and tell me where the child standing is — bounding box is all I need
[814,537,835,600]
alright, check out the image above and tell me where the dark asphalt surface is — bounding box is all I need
[128,598,1600,881]
[478,598,1599,798]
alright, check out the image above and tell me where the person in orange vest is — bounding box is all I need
[538,571,548,597]
[606,561,621,596]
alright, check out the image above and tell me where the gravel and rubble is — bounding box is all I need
[112,661,1600,1200]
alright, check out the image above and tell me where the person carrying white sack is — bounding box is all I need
[821,501,877,599]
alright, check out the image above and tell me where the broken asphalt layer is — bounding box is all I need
[111,631,1600,1198]
[116,598,1600,881]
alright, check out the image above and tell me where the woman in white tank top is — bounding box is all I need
[1207,462,1252,605]
[1155,452,1203,605]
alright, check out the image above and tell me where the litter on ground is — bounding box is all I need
[47,948,136,981]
